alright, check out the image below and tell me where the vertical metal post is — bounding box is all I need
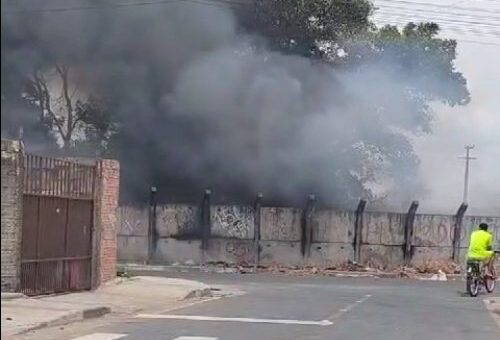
[302,194,316,258]
[453,203,468,262]
[253,193,263,272]
[201,189,212,265]
[147,186,157,264]
[354,199,367,263]
[403,201,419,266]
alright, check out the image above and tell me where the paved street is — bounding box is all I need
[16,273,500,340]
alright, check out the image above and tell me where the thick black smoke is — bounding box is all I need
[1,1,458,207]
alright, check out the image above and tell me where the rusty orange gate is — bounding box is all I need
[20,154,97,296]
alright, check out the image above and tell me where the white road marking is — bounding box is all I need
[136,314,333,326]
[173,337,218,340]
[327,294,372,320]
[69,333,127,340]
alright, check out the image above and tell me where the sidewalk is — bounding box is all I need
[1,276,212,338]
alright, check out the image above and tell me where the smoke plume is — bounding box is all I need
[1,1,461,208]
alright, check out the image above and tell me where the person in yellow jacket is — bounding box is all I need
[467,223,495,278]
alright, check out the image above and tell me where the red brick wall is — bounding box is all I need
[95,159,120,284]
[1,139,23,292]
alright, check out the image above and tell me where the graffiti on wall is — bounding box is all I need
[118,206,148,236]
[211,206,254,239]
[412,215,454,247]
[157,205,199,237]
[362,213,405,245]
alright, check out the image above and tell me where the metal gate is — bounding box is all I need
[20,154,96,296]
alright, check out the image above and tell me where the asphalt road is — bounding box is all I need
[18,273,500,340]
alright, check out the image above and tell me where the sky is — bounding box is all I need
[373,0,500,215]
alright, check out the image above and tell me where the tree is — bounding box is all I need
[22,65,81,149]
[73,96,117,156]
[19,64,116,153]
[244,0,373,60]
[242,0,470,203]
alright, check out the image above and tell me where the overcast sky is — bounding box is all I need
[373,0,500,215]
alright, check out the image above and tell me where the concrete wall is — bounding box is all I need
[360,212,405,269]
[308,209,355,268]
[117,202,500,271]
[259,207,303,267]
[1,140,23,292]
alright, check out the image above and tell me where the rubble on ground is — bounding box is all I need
[414,259,461,275]
[202,259,462,279]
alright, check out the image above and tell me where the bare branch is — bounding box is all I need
[34,69,66,140]
[56,64,74,146]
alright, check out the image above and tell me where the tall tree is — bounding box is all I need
[241,0,470,203]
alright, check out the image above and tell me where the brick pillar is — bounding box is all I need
[94,159,120,286]
[1,139,23,292]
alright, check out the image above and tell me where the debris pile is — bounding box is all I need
[413,259,461,275]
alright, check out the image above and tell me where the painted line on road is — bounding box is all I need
[69,333,127,340]
[136,314,333,326]
[327,294,372,320]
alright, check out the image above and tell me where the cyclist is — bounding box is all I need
[467,223,495,278]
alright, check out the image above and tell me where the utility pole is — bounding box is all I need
[459,145,477,204]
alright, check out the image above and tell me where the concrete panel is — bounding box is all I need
[118,206,148,236]
[307,243,353,268]
[117,235,148,262]
[259,241,304,267]
[152,238,202,265]
[312,209,355,243]
[156,204,199,237]
[411,246,453,268]
[363,212,405,245]
[359,245,404,270]
[205,238,255,265]
[210,205,255,239]
[412,214,454,247]
[462,216,500,247]
[261,207,302,241]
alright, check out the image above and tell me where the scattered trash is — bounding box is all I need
[419,270,448,281]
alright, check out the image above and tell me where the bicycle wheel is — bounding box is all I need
[485,276,496,293]
[467,277,480,297]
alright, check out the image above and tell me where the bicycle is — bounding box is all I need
[465,250,499,297]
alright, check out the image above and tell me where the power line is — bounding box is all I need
[375,20,500,46]
[373,0,500,45]
[376,9,500,28]
[374,17,500,40]
[375,0,500,15]
[374,19,500,46]
[375,15,500,37]
[375,3,500,23]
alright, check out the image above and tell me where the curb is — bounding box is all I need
[15,306,111,336]
[1,293,27,300]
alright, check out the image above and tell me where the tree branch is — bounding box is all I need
[56,64,74,146]
[33,70,66,141]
